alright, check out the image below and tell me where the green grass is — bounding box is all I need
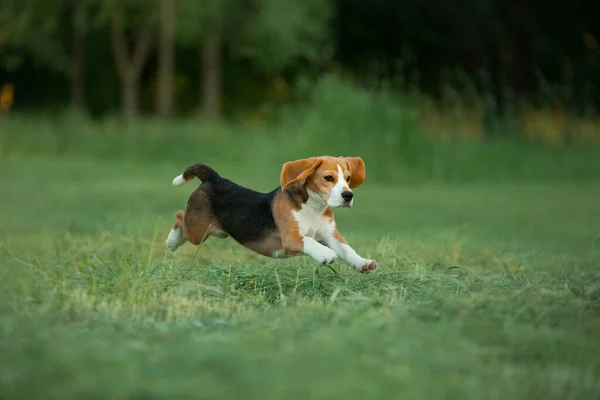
[3,74,600,184]
[1,153,599,399]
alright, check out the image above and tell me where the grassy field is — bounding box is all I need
[1,151,599,399]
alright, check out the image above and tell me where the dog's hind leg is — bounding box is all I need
[168,188,224,252]
[182,208,218,245]
[166,210,187,252]
[181,190,224,246]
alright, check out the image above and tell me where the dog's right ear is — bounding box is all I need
[280,158,323,191]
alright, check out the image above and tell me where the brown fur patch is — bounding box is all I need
[180,188,222,245]
[333,229,347,244]
[173,210,185,229]
[272,190,305,256]
[324,208,335,223]
[280,158,323,191]
[343,157,366,189]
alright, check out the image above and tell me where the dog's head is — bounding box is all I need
[280,156,366,208]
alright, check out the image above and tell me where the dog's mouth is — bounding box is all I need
[326,197,354,208]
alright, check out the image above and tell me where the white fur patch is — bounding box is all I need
[292,191,338,263]
[302,236,337,264]
[293,190,332,237]
[322,235,376,272]
[327,165,352,208]
[166,227,186,251]
[172,174,186,186]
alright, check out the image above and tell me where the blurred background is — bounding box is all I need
[1,0,600,182]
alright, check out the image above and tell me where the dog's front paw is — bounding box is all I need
[357,259,378,274]
[314,247,338,265]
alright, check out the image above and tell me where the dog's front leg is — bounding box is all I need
[303,236,338,264]
[282,235,338,264]
[320,230,377,273]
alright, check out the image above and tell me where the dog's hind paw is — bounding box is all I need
[166,228,185,252]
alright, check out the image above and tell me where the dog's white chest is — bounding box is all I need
[292,204,333,238]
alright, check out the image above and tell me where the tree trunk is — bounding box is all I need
[70,0,86,113]
[122,70,139,122]
[200,27,222,122]
[109,2,153,124]
[156,0,175,119]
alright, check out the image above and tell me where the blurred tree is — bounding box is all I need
[177,0,332,121]
[108,0,155,122]
[177,0,233,121]
[0,0,67,73]
[233,0,332,75]
[198,0,224,122]
[1,0,599,120]
[69,0,88,113]
[156,0,175,119]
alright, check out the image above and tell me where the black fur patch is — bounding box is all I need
[206,177,281,244]
[285,185,308,209]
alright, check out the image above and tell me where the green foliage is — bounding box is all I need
[176,0,228,43]
[2,0,600,116]
[275,76,432,177]
[0,0,67,72]
[1,157,599,398]
[176,0,333,73]
[233,0,333,73]
[104,0,161,28]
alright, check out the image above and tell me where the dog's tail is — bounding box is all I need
[172,163,220,186]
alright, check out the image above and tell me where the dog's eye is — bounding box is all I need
[347,176,352,182]
[324,175,334,182]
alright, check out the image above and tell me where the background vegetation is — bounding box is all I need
[1,0,599,131]
[1,0,600,399]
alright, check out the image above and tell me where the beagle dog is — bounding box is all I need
[166,156,377,273]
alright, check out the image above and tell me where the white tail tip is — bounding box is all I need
[172,174,187,186]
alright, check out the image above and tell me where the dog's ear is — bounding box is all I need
[280,158,323,191]
[344,157,366,189]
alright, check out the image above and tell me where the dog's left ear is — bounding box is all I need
[280,157,323,191]
[344,157,366,189]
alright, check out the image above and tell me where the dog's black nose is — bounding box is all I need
[341,191,354,201]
